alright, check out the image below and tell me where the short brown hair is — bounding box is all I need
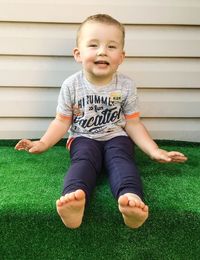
[76,14,125,47]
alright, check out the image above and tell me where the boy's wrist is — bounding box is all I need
[148,146,160,160]
[39,139,50,150]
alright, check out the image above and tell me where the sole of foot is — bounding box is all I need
[56,189,86,229]
[118,193,149,229]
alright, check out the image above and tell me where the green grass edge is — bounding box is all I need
[1,138,199,147]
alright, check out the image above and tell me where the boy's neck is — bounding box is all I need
[83,70,115,86]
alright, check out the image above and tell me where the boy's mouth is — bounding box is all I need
[94,60,109,65]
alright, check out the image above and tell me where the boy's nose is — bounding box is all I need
[97,47,107,56]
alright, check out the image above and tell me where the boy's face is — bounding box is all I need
[73,22,125,85]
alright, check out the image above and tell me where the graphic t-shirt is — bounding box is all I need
[57,71,139,143]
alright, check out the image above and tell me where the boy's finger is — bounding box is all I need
[168,151,185,157]
[29,146,40,154]
[172,156,187,162]
[15,143,25,150]
[158,154,172,162]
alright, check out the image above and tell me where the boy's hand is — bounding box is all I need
[150,148,187,163]
[15,139,48,154]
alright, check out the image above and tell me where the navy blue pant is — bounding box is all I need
[62,136,143,203]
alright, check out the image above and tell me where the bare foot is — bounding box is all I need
[118,193,149,229]
[56,189,86,229]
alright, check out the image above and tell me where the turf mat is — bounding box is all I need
[0,140,200,260]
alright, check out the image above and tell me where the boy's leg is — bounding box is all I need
[104,136,143,199]
[104,136,148,228]
[63,137,103,202]
[57,137,103,228]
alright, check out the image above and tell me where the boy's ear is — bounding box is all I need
[73,48,82,63]
[120,51,125,64]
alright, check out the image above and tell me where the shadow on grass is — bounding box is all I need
[1,206,200,260]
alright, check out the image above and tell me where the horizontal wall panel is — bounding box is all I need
[0,118,199,142]
[0,88,58,117]
[0,56,200,88]
[1,23,200,57]
[0,87,199,118]
[0,22,77,56]
[0,118,52,140]
[142,118,200,142]
[0,56,81,87]
[125,25,200,57]
[121,58,200,88]
[138,89,200,117]
[0,0,200,25]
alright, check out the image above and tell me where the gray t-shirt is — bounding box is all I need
[57,70,139,143]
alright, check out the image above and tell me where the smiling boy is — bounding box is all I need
[15,14,187,229]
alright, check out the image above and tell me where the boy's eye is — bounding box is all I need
[108,45,116,49]
[88,44,98,47]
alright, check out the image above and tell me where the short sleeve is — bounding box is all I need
[56,79,73,118]
[122,78,140,119]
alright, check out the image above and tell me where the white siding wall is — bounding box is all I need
[0,0,200,142]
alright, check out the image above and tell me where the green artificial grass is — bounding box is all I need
[0,140,200,260]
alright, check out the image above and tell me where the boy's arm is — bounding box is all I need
[40,115,71,148]
[15,115,72,154]
[125,117,187,163]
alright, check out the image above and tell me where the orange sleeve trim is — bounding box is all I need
[56,113,72,121]
[66,137,75,150]
[124,112,140,120]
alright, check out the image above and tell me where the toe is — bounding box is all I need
[118,195,129,207]
[128,199,136,207]
[75,189,86,201]
[56,199,63,207]
[68,192,75,201]
[139,201,145,209]
[60,196,65,202]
